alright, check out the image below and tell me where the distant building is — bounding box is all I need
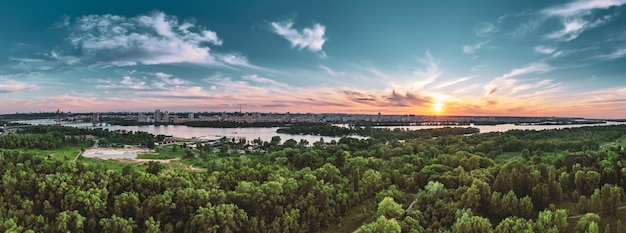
[138,113,152,123]
[188,112,194,119]
[154,109,161,122]
[163,111,170,123]
[92,112,99,124]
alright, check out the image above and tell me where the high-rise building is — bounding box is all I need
[92,112,99,124]
[154,109,161,122]
[163,111,170,123]
[188,112,194,119]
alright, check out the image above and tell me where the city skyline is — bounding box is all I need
[1,0,626,118]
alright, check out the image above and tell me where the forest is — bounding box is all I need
[276,123,479,138]
[0,124,626,232]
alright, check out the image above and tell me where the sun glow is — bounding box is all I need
[433,103,444,113]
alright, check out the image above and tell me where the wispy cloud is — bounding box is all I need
[241,74,290,88]
[270,19,327,57]
[96,76,150,90]
[463,41,489,54]
[534,45,557,54]
[0,77,39,93]
[542,0,624,41]
[319,65,345,77]
[594,47,626,60]
[511,19,543,39]
[542,0,626,17]
[485,62,553,96]
[434,76,474,89]
[94,72,190,91]
[545,18,588,41]
[62,11,251,67]
[409,51,442,90]
[475,23,497,37]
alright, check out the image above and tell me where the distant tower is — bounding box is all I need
[154,109,161,122]
[163,111,170,123]
[92,112,99,124]
[56,109,61,125]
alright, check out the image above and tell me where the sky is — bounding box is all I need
[1,0,625,118]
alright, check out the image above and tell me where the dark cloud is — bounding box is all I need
[383,90,432,107]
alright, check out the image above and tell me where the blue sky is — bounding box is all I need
[1,0,625,118]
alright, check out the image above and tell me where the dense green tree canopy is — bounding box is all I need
[0,124,625,232]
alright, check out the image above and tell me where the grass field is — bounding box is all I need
[603,136,626,149]
[19,144,89,161]
[494,151,522,164]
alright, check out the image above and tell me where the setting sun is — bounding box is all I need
[433,103,444,113]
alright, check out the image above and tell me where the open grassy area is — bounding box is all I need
[137,146,186,159]
[18,144,89,161]
[617,136,626,147]
[77,157,139,173]
[603,135,626,149]
[494,151,522,164]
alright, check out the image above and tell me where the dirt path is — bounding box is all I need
[188,164,206,172]
[116,157,181,164]
[72,151,82,162]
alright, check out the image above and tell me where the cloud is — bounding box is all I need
[463,41,489,54]
[410,51,443,90]
[241,74,290,88]
[485,62,554,95]
[94,72,188,91]
[270,20,327,56]
[0,75,39,93]
[498,62,552,80]
[7,56,65,71]
[595,47,626,60]
[319,65,345,77]
[542,0,626,17]
[343,90,377,102]
[541,0,624,41]
[511,79,556,94]
[511,19,543,39]
[382,90,432,107]
[0,81,38,93]
[475,23,497,37]
[545,18,588,41]
[204,75,276,95]
[534,45,557,54]
[63,11,250,67]
[155,72,172,79]
[434,76,474,89]
[96,76,150,90]
[218,53,251,67]
[154,72,187,87]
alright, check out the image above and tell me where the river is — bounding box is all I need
[12,119,626,142]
